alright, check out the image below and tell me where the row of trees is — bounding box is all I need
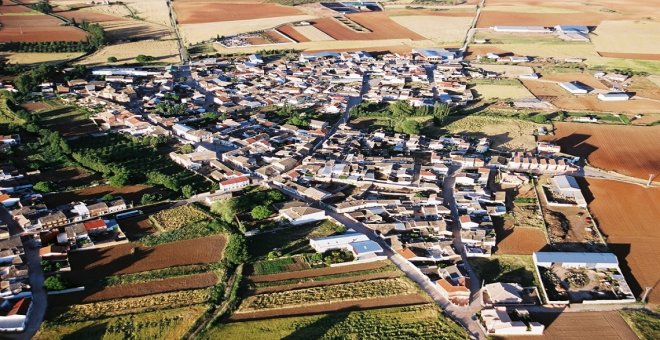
[0,41,89,53]
[350,100,452,135]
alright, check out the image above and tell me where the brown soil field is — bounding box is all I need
[477,12,606,27]
[37,166,102,190]
[264,30,290,43]
[522,80,660,114]
[249,261,390,282]
[313,12,425,41]
[511,311,638,340]
[0,2,32,14]
[50,272,217,305]
[464,45,514,60]
[119,215,156,241]
[20,102,50,111]
[66,235,226,283]
[228,294,429,321]
[44,184,163,207]
[57,9,123,23]
[495,225,548,255]
[173,3,302,24]
[582,179,660,305]
[276,24,310,43]
[250,271,401,295]
[0,15,88,42]
[627,76,660,101]
[540,123,660,181]
[386,8,476,17]
[598,52,660,61]
[540,73,608,91]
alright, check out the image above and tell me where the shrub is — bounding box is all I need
[251,205,272,220]
[136,54,155,63]
[107,56,118,63]
[44,275,68,291]
[33,181,54,193]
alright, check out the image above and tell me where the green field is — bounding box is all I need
[620,309,660,340]
[468,255,541,288]
[202,304,467,339]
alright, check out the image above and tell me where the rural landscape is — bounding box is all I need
[0,0,658,339]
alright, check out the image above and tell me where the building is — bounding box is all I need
[493,26,551,33]
[219,176,250,192]
[536,142,561,154]
[554,25,589,34]
[349,240,383,260]
[480,307,544,336]
[279,206,326,225]
[550,175,587,207]
[559,81,590,94]
[309,231,369,253]
[413,48,459,62]
[597,92,629,101]
[436,278,470,305]
[483,282,524,305]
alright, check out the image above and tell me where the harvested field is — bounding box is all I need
[0,52,84,65]
[57,8,123,23]
[477,11,604,28]
[118,0,172,27]
[474,63,533,78]
[251,271,401,295]
[514,311,638,340]
[276,24,310,42]
[385,8,475,17]
[441,115,547,150]
[250,260,390,282]
[78,39,180,65]
[389,16,471,42]
[66,235,226,283]
[592,20,660,55]
[540,123,660,181]
[292,25,334,41]
[180,15,315,44]
[582,179,660,305]
[0,14,88,42]
[229,294,429,321]
[173,3,303,24]
[44,184,162,207]
[495,216,548,255]
[150,204,210,231]
[50,272,217,305]
[472,83,534,99]
[522,79,660,114]
[540,72,608,91]
[598,52,660,61]
[313,12,425,41]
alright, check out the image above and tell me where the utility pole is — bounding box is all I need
[641,287,651,303]
[647,174,654,187]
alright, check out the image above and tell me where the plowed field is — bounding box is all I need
[276,24,310,43]
[50,272,217,305]
[67,235,226,283]
[173,3,303,24]
[540,123,660,181]
[515,311,638,340]
[496,225,548,255]
[313,13,424,41]
[582,179,660,305]
[0,14,88,42]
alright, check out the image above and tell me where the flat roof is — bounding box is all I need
[534,252,619,265]
[351,240,383,254]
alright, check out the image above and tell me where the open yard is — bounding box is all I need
[36,304,207,340]
[468,255,541,289]
[209,304,467,339]
[540,123,660,181]
[66,235,226,283]
[582,179,660,306]
[439,115,548,150]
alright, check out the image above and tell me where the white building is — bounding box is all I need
[597,92,629,101]
[279,206,326,225]
[481,307,544,336]
[559,81,590,94]
[483,282,524,305]
[219,176,250,192]
[551,175,587,207]
[310,231,369,253]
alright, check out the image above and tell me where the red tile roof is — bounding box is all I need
[220,176,249,186]
[83,219,106,231]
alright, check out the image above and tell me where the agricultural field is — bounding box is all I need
[620,309,660,340]
[79,39,181,65]
[468,255,541,289]
[313,13,425,41]
[494,222,548,255]
[249,261,392,283]
[518,311,639,340]
[36,166,102,192]
[66,235,226,283]
[206,304,467,339]
[438,115,548,150]
[592,20,660,57]
[36,304,207,340]
[473,63,534,78]
[540,123,660,181]
[150,204,212,231]
[0,2,88,42]
[0,52,84,65]
[582,179,660,305]
[173,3,304,24]
[291,25,334,41]
[472,83,534,100]
[50,272,218,305]
[32,104,100,138]
[389,15,472,42]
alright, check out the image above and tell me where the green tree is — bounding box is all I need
[267,190,284,202]
[136,54,155,63]
[32,0,53,14]
[181,184,195,198]
[107,56,118,63]
[250,205,271,220]
[140,193,158,205]
[43,275,67,291]
[33,181,54,193]
[211,199,237,223]
[101,194,115,201]
[396,119,422,135]
[108,171,129,187]
[180,144,194,154]
[225,234,248,265]
[432,102,451,126]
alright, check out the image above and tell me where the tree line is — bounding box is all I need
[350,100,452,135]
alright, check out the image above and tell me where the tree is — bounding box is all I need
[396,119,422,135]
[225,234,248,265]
[181,184,194,198]
[211,199,237,223]
[180,144,194,154]
[140,193,158,205]
[432,102,451,126]
[43,275,67,291]
[251,205,271,220]
[101,194,114,201]
[108,171,129,187]
[136,54,155,63]
[32,0,53,14]
[33,181,54,193]
[107,56,118,63]
[267,190,284,203]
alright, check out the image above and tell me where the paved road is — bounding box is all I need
[0,206,46,340]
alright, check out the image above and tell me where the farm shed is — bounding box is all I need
[551,175,587,207]
[413,48,459,62]
[559,81,590,94]
[533,252,619,269]
[597,92,630,101]
[310,231,369,253]
[492,26,551,33]
[554,25,589,34]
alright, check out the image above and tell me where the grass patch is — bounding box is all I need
[247,220,346,260]
[149,204,212,231]
[468,255,541,288]
[103,264,213,287]
[251,263,399,289]
[620,309,660,340]
[202,304,467,339]
[252,257,297,275]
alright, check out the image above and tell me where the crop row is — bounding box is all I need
[239,278,416,312]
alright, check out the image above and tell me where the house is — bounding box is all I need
[279,206,326,225]
[219,176,250,192]
[413,48,459,62]
[459,215,479,229]
[309,119,328,129]
[483,282,524,305]
[87,202,109,217]
[493,26,551,33]
[38,212,68,229]
[349,240,384,260]
[551,175,586,207]
[436,278,470,305]
[480,307,544,336]
[309,231,369,253]
[536,142,561,154]
[107,198,127,213]
[83,219,108,234]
